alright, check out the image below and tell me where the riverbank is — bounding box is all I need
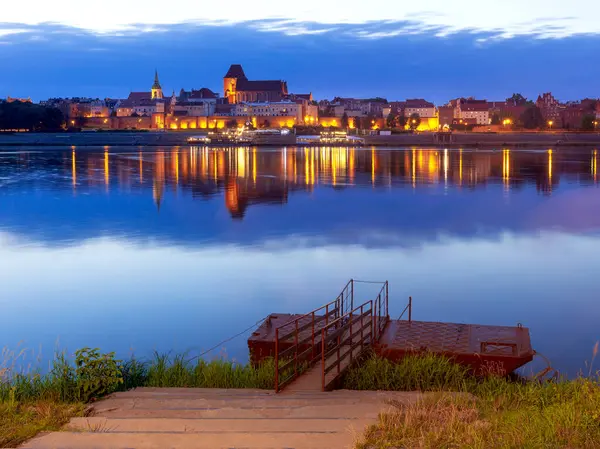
[3,349,600,448]
[1,131,600,148]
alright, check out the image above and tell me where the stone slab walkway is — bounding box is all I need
[20,388,421,449]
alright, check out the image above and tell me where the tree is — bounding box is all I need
[507,93,528,106]
[520,106,544,129]
[262,120,271,128]
[226,119,238,129]
[491,113,501,125]
[386,113,397,128]
[130,112,139,117]
[582,115,596,131]
[409,113,421,131]
[397,115,408,129]
[366,113,377,129]
[0,101,64,131]
[341,113,349,129]
[353,117,362,130]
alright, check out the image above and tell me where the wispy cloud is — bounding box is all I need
[2,1,600,39]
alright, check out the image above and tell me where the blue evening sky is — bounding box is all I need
[1,1,599,103]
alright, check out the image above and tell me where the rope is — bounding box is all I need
[185,315,270,364]
[532,350,559,382]
[353,280,387,285]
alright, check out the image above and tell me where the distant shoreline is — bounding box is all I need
[0,130,599,148]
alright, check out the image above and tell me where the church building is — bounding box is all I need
[224,64,288,104]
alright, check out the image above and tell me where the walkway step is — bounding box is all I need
[20,389,423,449]
[94,405,381,420]
[66,417,365,433]
[21,431,351,449]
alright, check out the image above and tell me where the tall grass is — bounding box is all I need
[127,352,276,390]
[1,349,276,404]
[343,353,471,392]
[350,353,600,449]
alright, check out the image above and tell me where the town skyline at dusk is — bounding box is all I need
[1,2,600,101]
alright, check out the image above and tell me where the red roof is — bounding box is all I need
[128,92,152,101]
[189,88,217,99]
[224,64,247,80]
[461,100,489,112]
[405,99,434,108]
[237,80,288,94]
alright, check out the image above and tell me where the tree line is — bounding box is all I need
[0,101,64,131]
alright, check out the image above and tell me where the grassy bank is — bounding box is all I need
[347,355,600,449]
[0,348,275,447]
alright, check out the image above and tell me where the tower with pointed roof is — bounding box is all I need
[151,70,164,100]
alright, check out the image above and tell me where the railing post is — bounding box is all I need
[372,297,377,342]
[337,333,341,375]
[294,320,299,376]
[350,279,354,311]
[349,310,354,364]
[275,328,279,392]
[409,296,412,323]
[321,328,326,391]
[360,304,364,350]
[311,311,315,359]
[369,300,374,343]
[385,281,389,318]
[326,303,329,326]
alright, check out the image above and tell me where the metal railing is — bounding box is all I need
[274,280,354,392]
[321,301,373,391]
[371,281,389,340]
[398,296,412,322]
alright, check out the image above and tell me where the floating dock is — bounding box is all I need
[248,280,534,392]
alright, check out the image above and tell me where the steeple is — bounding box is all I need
[151,70,163,100]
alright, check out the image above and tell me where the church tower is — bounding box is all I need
[223,64,247,104]
[151,70,164,100]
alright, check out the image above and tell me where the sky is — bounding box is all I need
[1,1,599,102]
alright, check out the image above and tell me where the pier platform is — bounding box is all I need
[247,280,535,392]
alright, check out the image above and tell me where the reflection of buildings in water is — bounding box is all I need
[10,146,600,218]
[225,177,288,220]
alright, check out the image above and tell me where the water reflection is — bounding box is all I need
[2,146,599,220]
[1,146,600,375]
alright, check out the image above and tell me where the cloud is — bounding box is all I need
[1,1,599,39]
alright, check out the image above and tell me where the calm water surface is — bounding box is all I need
[1,146,600,376]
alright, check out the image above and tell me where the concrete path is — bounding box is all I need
[20,388,421,449]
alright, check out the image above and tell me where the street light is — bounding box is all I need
[548,120,554,129]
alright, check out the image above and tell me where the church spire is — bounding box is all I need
[153,70,161,90]
[151,70,163,100]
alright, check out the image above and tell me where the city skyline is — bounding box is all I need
[1,3,600,101]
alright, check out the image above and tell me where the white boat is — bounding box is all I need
[187,135,211,144]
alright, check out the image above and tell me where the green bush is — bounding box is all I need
[74,348,122,402]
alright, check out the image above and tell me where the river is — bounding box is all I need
[1,146,599,377]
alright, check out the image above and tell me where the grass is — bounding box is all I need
[0,349,277,448]
[0,401,86,448]
[349,354,600,449]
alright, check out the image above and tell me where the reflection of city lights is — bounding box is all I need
[371,148,376,186]
[174,150,179,184]
[412,148,416,188]
[252,148,257,184]
[503,149,510,186]
[72,150,76,187]
[548,149,553,181]
[237,147,246,178]
[459,149,463,185]
[593,149,598,183]
[443,149,448,186]
[104,149,109,188]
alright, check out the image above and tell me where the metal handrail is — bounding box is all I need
[274,279,355,392]
[371,281,389,341]
[320,300,373,391]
